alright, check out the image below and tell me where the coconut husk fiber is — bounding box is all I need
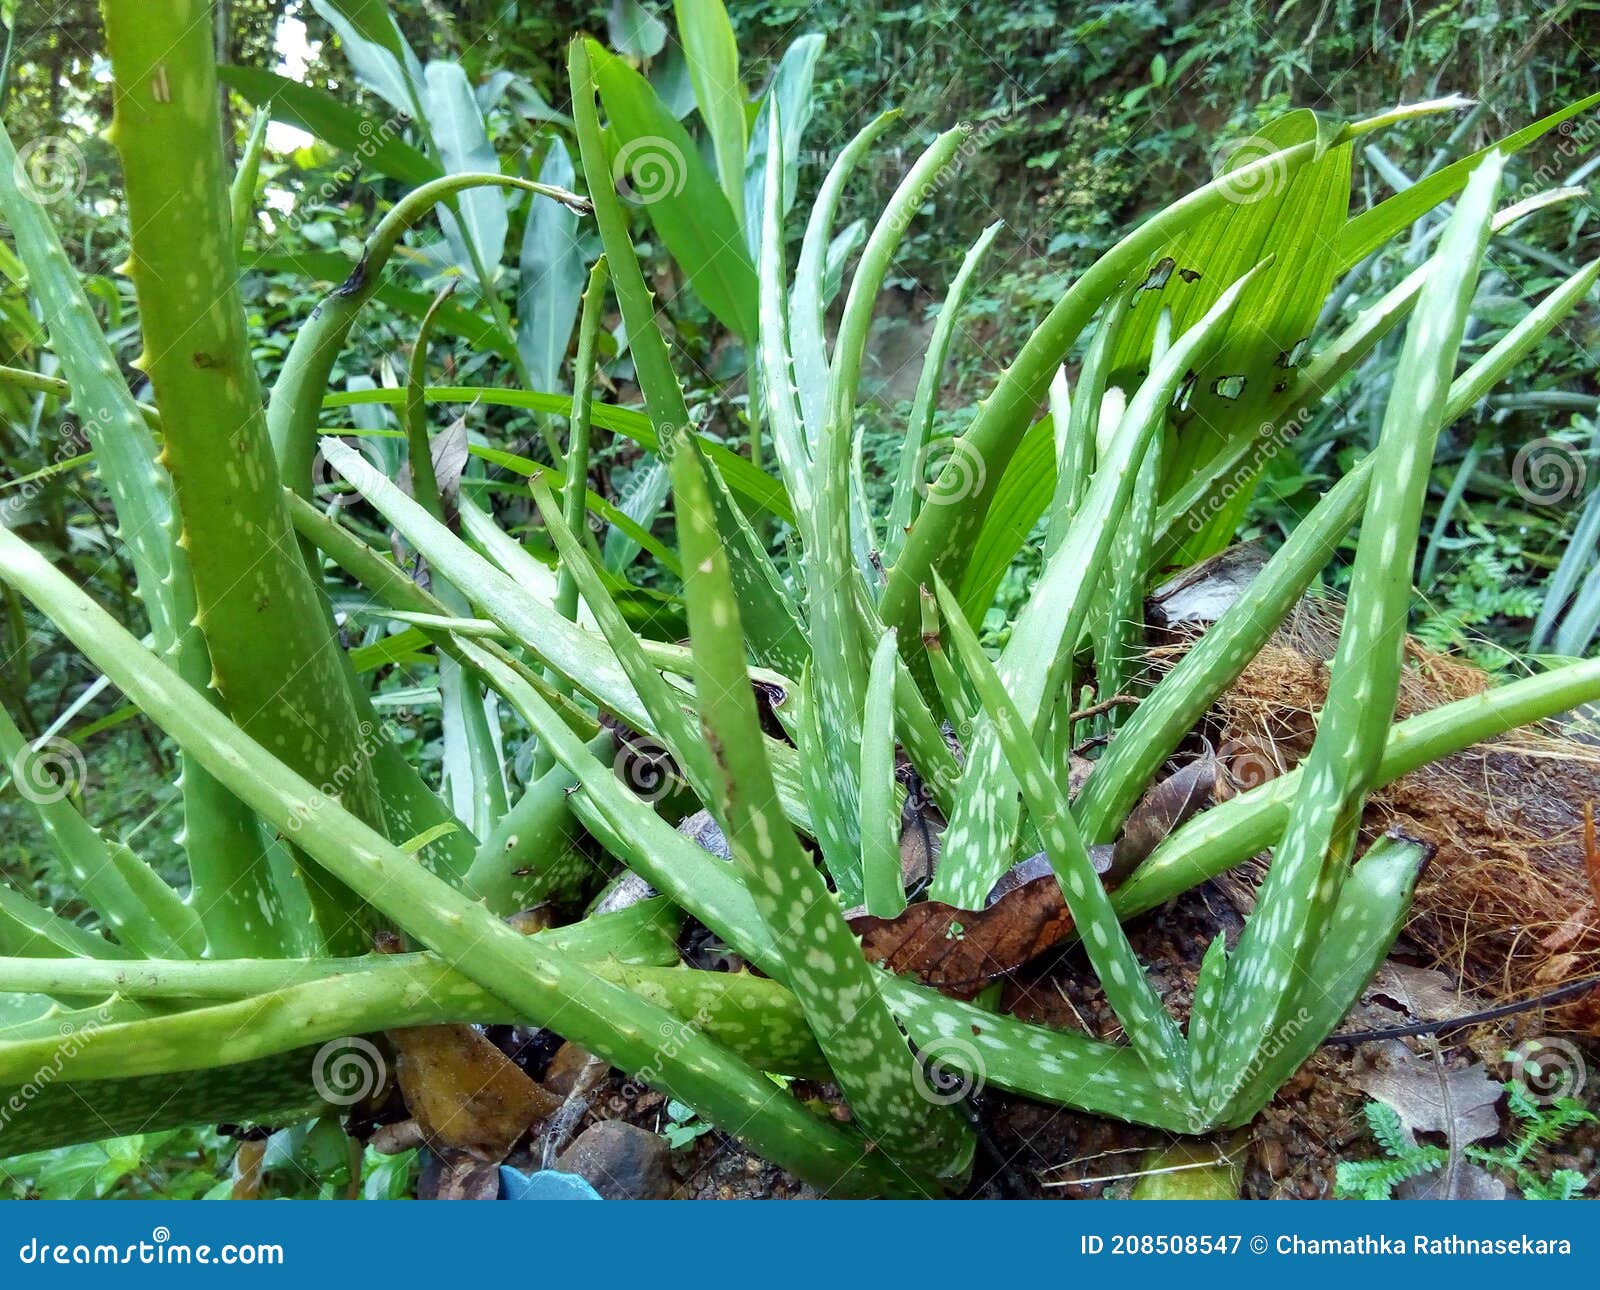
[1156,597,1600,1035]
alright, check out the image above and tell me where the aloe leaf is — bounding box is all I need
[0,117,280,957]
[0,705,198,959]
[809,126,974,879]
[791,111,901,443]
[0,950,830,1091]
[552,257,611,652]
[0,523,912,1198]
[673,0,746,220]
[933,577,1191,1094]
[1200,834,1425,1125]
[1212,157,1502,1076]
[1115,655,1600,921]
[885,220,1002,564]
[670,426,974,1186]
[229,106,269,260]
[218,65,440,187]
[742,32,823,249]
[860,630,905,918]
[0,886,129,961]
[933,262,1267,907]
[464,745,594,914]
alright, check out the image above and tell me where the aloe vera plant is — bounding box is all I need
[1,0,1598,1198]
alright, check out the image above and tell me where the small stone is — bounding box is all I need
[556,1121,675,1200]
[545,1043,603,1097]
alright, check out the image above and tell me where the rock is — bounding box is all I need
[555,1121,675,1200]
[544,1042,603,1097]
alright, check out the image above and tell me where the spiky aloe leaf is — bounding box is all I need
[1200,834,1426,1124]
[670,427,974,1187]
[933,577,1190,1093]
[1114,653,1600,921]
[1210,156,1501,1081]
[933,262,1267,907]
[0,118,276,955]
[860,629,905,918]
[885,221,1002,563]
[103,0,396,951]
[0,523,913,1197]
[1085,249,1600,845]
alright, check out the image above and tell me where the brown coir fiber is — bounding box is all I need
[1175,600,1600,1034]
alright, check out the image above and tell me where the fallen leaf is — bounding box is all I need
[1395,1161,1507,1200]
[1366,963,1485,1024]
[849,872,1085,999]
[392,1023,564,1161]
[1106,757,1216,882]
[1351,1039,1501,1145]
